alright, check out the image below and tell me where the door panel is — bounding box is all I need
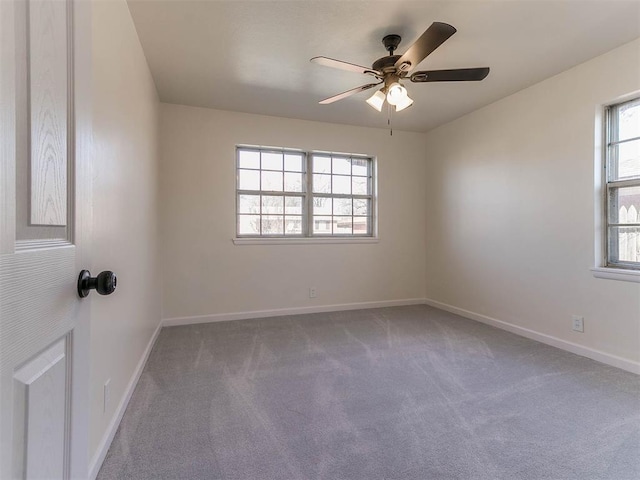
[14,337,69,480]
[0,0,91,478]
[15,0,70,242]
[28,0,69,227]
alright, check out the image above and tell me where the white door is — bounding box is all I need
[0,0,92,478]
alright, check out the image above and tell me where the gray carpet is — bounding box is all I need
[97,305,640,479]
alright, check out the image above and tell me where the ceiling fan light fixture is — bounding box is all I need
[386,82,408,106]
[311,23,490,119]
[366,89,386,112]
[394,95,414,112]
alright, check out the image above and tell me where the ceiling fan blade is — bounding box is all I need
[410,67,490,83]
[311,56,381,77]
[394,22,457,72]
[319,82,382,104]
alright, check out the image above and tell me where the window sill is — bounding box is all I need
[591,267,640,284]
[233,237,379,246]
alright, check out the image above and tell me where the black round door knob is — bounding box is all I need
[77,270,117,298]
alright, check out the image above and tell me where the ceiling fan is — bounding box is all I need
[310,22,489,112]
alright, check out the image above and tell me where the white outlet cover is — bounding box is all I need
[572,315,584,332]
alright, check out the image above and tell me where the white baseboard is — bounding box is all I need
[162,298,427,327]
[423,298,640,375]
[88,321,162,479]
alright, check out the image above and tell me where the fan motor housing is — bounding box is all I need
[372,54,401,74]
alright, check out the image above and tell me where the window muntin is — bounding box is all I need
[605,98,640,269]
[236,147,374,238]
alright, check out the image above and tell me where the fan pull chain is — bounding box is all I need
[387,102,393,136]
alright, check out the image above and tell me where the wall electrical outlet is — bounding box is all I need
[572,315,584,333]
[309,287,317,298]
[103,379,111,413]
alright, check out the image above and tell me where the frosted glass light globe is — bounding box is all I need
[386,83,407,106]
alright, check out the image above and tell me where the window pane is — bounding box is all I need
[238,150,260,169]
[313,156,331,173]
[284,172,304,192]
[284,153,303,172]
[262,195,283,214]
[239,169,260,190]
[611,140,640,180]
[238,215,260,235]
[313,216,332,234]
[333,157,351,175]
[618,99,640,142]
[313,174,331,193]
[285,196,303,215]
[285,216,303,235]
[352,176,369,195]
[313,197,332,215]
[262,215,283,235]
[609,186,640,224]
[353,217,369,234]
[333,198,352,215]
[353,199,369,216]
[332,175,351,194]
[352,158,369,176]
[261,171,283,191]
[333,216,352,234]
[238,194,260,214]
[609,226,640,263]
[262,152,283,171]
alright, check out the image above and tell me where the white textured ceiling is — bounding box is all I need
[127,0,640,132]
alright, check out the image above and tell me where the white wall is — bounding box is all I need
[90,0,160,467]
[423,39,640,366]
[159,104,427,321]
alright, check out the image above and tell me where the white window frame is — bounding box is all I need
[593,97,640,282]
[234,146,377,243]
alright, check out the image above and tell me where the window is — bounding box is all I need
[605,97,640,269]
[236,146,375,238]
